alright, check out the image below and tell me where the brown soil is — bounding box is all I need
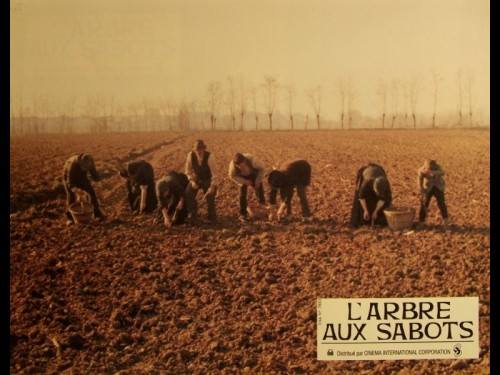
[10,129,490,374]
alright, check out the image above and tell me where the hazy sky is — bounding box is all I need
[10,0,490,120]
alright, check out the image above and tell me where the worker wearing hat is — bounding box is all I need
[184,140,219,223]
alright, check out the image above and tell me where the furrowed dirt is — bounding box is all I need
[10,129,490,374]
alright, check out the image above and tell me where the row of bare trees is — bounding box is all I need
[375,75,423,130]
[373,70,476,130]
[10,91,78,135]
[10,70,482,134]
[10,93,196,134]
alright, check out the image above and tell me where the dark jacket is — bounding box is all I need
[269,159,311,205]
[156,172,189,209]
[121,160,157,213]
[350,163,392,227]
[63,154,103,220]
[63,154,100,189]
[155,171,189,225]
[358,164,392,203]
[121,160,155,186]
[190,151,212,182]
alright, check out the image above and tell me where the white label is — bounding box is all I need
[317,297,479,360]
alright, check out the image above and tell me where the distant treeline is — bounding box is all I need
[9,110,487,135]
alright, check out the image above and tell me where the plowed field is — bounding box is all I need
[10,129,490,374]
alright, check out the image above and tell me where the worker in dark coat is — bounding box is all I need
[155,171,189,226]
[119,160,157,214]
[63,153,105,222]
[350,163,392,227]
[417,159,448,230]
[268,159,313,222]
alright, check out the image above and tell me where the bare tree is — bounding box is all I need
[285,84,295,130]
[100,95,110,133]
[250,85,259,131]
[24,105,34,134]
[140,98,148,131]
[142,97,158,132]
[226,76,237,130]
[189,98,202,131]
[408,75,420,129]
[107,94,119,132]
[466,72,475,127]
[58,96,77,134]
[127,101,142,132]
[456,68,464,127]
[306,85,322,129]
[15,91,26,135]
[158,98,176,131]
[336,77,355,129]
[84,96,97,133]
[167,99,178,131]
[40,96,55,133]
[336,78,346,130]
[390,79,399,128]
[67,98,78,133]
[377,80,388,129]
[207,81,222,131]
[346,79,355,129]
[401,79,409,127]
[85,94,109,133]
[158,97,172,131]
[239,77,246,131]
[30,95,54,134]
[30,97,40,134]
[113,100,125,133]
[431,71,442,129]
[262,76,278,130]
[177,99,190,131]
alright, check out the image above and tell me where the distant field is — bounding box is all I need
[10,129,490,374]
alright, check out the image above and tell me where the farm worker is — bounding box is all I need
[267,159,313,223]
[185,140,219,223]
[63,153,105,223]
[417,159,448,230]
[155,171,189,227]
[350,163,392,227]
[228,152,266,222]
[119,160,157,215]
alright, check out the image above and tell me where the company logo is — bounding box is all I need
[327,349,334,356]
[453,344,462,357]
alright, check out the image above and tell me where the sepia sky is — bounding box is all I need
[10,0,490,121]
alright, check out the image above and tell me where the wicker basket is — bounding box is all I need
[69,202,94,224]
[384,207,416,231]
[246,204,270,220]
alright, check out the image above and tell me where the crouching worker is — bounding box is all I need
[350,163,392,227]
[417,159,448,230]
[63,153,105,223]
[119,160,157,215]
[268,159,313,223]
[228,152,266,222]
[155,172,189,226]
